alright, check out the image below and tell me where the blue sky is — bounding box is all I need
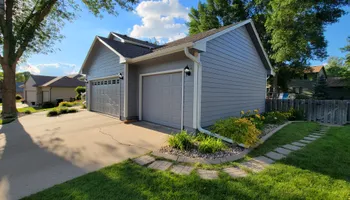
[19,0,350,76]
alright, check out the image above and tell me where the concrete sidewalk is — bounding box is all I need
[0,111,171,200]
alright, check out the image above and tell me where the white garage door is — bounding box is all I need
[142,72,182,129]
[26,91,37,105]
[91,78,120,117]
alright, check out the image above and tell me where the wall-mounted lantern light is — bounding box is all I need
[184,65,191,76]
[117,73,124,79]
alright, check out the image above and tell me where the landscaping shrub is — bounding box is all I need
[168,131,193,151]
[42,101,55,108]
[67,108,78,113]
[81,104,87,109]
[263,111,290,124]
[59,101,74,107]
[16,94,22,100]
[198,137,226,153]
[240,109,264,130]
[288,108,305,121]
[58,107,68,114]
[75,86,86,100]
[24,110,32,114]
[47,110,59,117]
[211,118,261,147]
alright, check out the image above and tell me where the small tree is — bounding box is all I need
[313,76,329,100]
[75,86,86,100]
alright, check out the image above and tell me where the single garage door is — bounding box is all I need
[91,78,120,117]
[142,72,182,129]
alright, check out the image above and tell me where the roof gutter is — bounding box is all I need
[184,47,233,144]
[127,42,193,64]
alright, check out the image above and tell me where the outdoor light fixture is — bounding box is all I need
[117,73,124,79]
[184,65,191,76]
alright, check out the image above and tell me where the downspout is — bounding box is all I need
[184,47,233,143]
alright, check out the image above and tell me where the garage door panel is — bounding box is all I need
[91,79,120,117]
[142,72,182,129]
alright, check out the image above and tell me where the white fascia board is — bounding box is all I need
[79,37,98,74]
[127,42,193,64]
[110,32,126,42]
[97,37,128,64]
[110,32,155,49]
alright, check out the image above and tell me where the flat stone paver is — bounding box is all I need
[148,160,172,171]
[133,155,156,166]
[283,144,302,151]
[240,160,265,173]
[299,139,312,144]
[265,151,285,160]
[312,133,323,136]
[291,142,307,147]
[304,136,317,141]
[252,156,275,165]
[171,164,194,175]
[309,135,321,138]
[197,169,219,180]
[223,167,248,178]
[274,147,292,155]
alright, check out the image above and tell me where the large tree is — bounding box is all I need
[188,0,348,92]
[0,0,137,118]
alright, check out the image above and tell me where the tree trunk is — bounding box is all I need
[2,63,17,118]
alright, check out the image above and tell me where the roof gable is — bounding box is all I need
[31,74,56,86]
[109,32,159,48]
[42,74,85,87]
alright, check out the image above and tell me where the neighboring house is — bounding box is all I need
[80,19,274,131]
[23,74,85,105]
[326,77,350,100]
[288,65,327,95]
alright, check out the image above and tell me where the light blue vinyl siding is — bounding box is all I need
[200,25,267,127]
[84,42,125,118]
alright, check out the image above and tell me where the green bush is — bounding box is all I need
[198,137,226,153]
[24,110,32,114]
[75,86,86,100]
[58,101,74,107]
[263,111,290,124]
[295,94,310,99]
[240,109,264,130]
[58,107,68,114]
[47,110,59,117]
[288,108,305,121]
[211,118,261,147]
[168,131,193,151]
[16,94,22,100]
[42,101,55,108]
[67,108,78,113]
[81,104,87,109]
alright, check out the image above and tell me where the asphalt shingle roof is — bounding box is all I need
[112,32,159,48]
[98,36,153,58]
[41,74,85,87]
[31,75,56,87]
[327,77,347,87]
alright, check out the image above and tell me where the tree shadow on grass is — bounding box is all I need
[0,119,88,200]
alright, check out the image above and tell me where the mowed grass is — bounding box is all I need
[248,122,321,157]
[23,124,350,200]
[17,107,56,113]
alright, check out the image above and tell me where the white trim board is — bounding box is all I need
[139,69,185,130]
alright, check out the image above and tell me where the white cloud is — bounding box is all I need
[17,63,79,76]
[130,0,189,43]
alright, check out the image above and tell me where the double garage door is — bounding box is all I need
[142,72,182,129]
[91,78,120,117]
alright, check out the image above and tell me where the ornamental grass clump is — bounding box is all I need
[212,117,261,147]
[168,131,193,151]
[198,137,226,153]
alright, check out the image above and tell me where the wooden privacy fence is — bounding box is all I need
[266,99,350,125]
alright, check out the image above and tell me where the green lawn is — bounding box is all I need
[17,106,56,113]
[248,122,321,157]
[23,124,350,200]
[0,118,15,125]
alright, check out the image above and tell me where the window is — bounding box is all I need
[117,80,120,84]
[104,81,107,85]
[108,80,111,84]
[98,82,100,85]
[112,80,116,84]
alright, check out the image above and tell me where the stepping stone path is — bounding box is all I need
[148,160,172,171]
[171,165,194,175]
[223,167,248,178]
[133,155,155,166]
[197,169,219,180]
[133,126,329,180]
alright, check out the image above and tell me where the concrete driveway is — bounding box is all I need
[0,111,172,200]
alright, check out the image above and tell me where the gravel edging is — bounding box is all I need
[152,121,292,165]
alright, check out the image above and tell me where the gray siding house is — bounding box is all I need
[80,19,274,131]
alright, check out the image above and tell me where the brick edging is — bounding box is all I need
[152,121,292,165]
